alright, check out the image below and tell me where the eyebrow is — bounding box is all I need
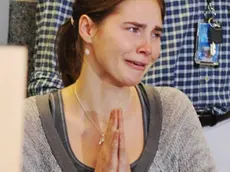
[123,21,163,32]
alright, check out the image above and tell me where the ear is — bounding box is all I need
[78,15,97,44]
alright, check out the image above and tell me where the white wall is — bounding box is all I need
[0,0,9,44]
[204,119,230,172]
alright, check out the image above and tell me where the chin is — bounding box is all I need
[112,69,144,87]
[121,76,142,87]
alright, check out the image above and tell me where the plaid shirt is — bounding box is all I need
[143,0,230,115]
[28,0,230,115]
[28,0,73,96]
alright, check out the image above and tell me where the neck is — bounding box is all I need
[74,60,133,119]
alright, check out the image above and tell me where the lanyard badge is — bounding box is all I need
[194,1,223,68]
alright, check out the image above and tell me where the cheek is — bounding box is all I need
[111,33,136,54]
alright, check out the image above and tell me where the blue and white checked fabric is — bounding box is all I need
[28,0,230,115]
[28,0,73,96]
[143,0,230,115]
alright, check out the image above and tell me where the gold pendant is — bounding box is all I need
[99,134,105,145]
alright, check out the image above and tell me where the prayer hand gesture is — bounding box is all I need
[95,109,131,172]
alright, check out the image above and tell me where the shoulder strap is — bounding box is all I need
[134,84,162,172]
[36,94,78,172]
[144,84,162,124]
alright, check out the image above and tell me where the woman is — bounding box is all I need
[23,0,217,171]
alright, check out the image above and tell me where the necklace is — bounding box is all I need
[74,85,132,146]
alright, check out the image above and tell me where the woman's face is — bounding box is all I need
[89,0,163,86]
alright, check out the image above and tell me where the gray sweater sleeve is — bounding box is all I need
[22,97,62,172]
[177,98,217,172]
[154,87,217,172]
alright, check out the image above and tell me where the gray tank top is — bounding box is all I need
[48,85,149,172]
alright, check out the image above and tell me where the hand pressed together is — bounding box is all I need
[94,109,131,172]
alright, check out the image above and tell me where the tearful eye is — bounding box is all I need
[152,33,161,38]
[128,27,139,33]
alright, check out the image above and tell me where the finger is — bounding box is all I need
[118,109,125,153]
[108,109,118,147]
[111,109,118,131]
[118,109,130,171]
[118,109,124,131]
[110,130,119,170]
[104,109,117,140]
[98,110,119,171]
[105,109,117,133]
[118,131,130,171]
[103,109,118,150]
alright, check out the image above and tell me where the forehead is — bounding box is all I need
[113,0,162,27]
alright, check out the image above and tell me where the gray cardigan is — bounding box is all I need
[22,87,217,172]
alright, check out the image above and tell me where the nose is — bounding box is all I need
[136,41,152,57]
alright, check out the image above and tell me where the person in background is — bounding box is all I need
[28,0,230,126]
[23,0,217,171]
[27,0,73,96]
[141,1,230,171]
[142,0,230,126]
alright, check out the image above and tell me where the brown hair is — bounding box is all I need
[56,0,165,87]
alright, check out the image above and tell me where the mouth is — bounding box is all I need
[125,59,148,71]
